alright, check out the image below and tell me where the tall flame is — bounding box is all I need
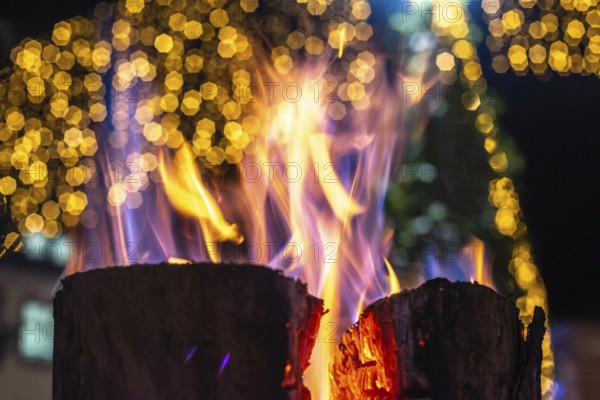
[69,29,432,400]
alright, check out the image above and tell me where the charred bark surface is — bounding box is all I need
[53,263,324,400]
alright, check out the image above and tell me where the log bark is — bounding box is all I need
[53,263,324,400]
[331,278,546,400]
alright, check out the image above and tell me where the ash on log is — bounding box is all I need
[331,279,546,400]
[53,264,324,400]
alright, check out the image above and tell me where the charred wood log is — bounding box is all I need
[331,278,546,400]
[53,263,324,400]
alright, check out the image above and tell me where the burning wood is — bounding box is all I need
[330,279,546,400]
[53,264,324,400]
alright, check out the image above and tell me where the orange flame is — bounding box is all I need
[69,46,430,400]
[151,57,417,397]
[471,236,494,288]
[158,144,243,262]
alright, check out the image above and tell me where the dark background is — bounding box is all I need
[1,0,599,320]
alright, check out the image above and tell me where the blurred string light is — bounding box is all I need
[426,0,555,397]
[388,0,555,397]
[484,0,600,76]
[0,0,377,244]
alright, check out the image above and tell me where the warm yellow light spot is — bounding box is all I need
[221,101,241,120]
[355,22,373,41]
[201,82,219,101]
[508,45,528,71]
[89,103,107,122]
[351,1,372,20]
[42,220,60,238]
[463,61,483,81]
[181,91,202,116]
[349,59,375,83]
[529,45,547,64]
[196,118,216,138]
[57,51,76,70]
[140,153,158,172]
[66,166,85,186]
[452,40,474,59]
[541,14,559,33]
[165,71,184,91]
[6,110,25,131]
[566,20,586,39]
[108,183,128,206]
[306,0,329,15]
[160,94,180,112]
[169,13,187,32]
[589,36,600,55]
[143,122,164,142]
[52,22,72,46]
[0,176,17,195]
[125,0,145,14]
[210,9,230,28]
[19,161,48,184]
[112,20,131,39]
[560,0,575,10]
[287,31,306,49]
[92,44,112,71]
[185,53,204,73]
[516,262,538,289]
[240,0,259,12]
[64,128,83,147]
[65,106,83,126]
[548,41,570,72]
[489,152,509,172]
[484,137,497,153]
[206,146,226,165]
[154,34,174,53]
[224,145,243,164]
[223,122,243,141]
[488,19,506,37]
[193,137,212,154]
[529,21,547,40]
[25,213,44,233]
[586,9,600,28]
[42,201,61,220]
[495,208,518,236]
[347,82,366,101]
[274,54,293,74]
[165,130,184,149]
[305,36,325,55]
[184,21,203,39]
[218,40,237,58]
[502,9,524,31]
[436,52,456,71]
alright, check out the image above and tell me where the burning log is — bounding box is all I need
[53,264,324,400]
[331,279,546,400]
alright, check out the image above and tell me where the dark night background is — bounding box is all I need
[1,0,599,321]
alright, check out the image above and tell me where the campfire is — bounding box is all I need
[0,0,553,398]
